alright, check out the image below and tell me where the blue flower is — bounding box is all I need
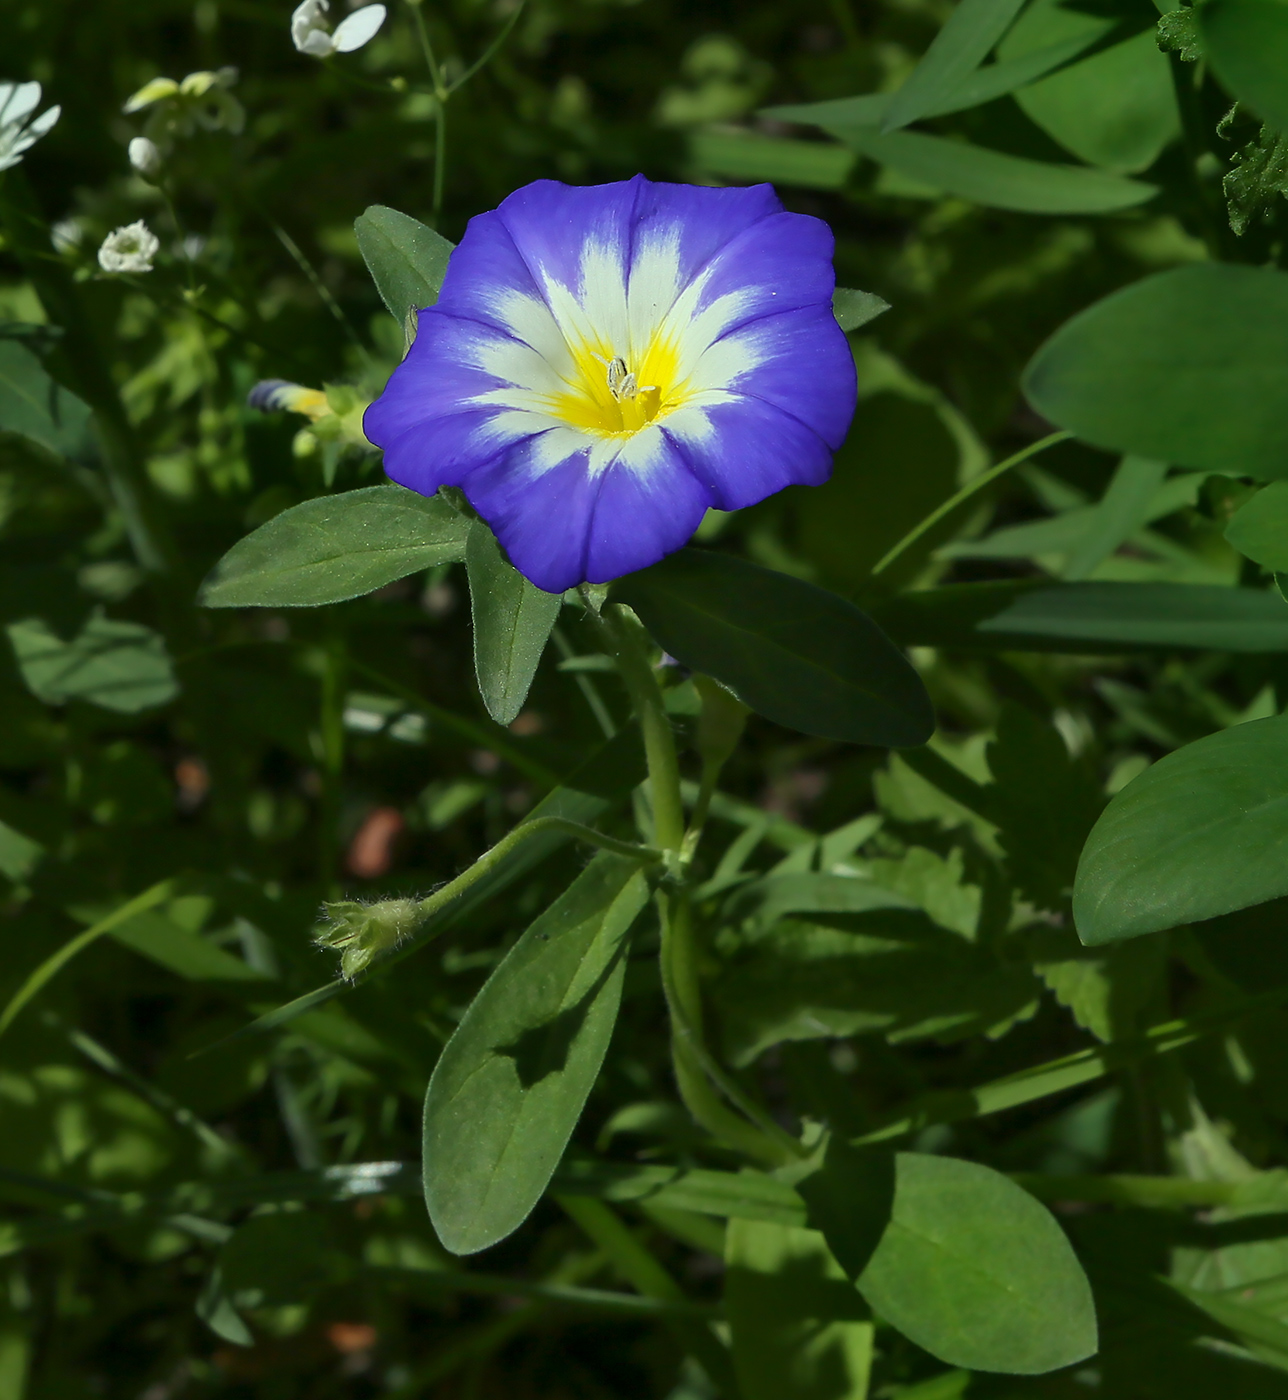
[364,176,857,594]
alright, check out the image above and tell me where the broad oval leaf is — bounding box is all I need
[199,485,468,608]
[1202,0,1288,134]
[1025,263,1288,478]
[1226,483,1288,572]
[997,0,1178,174]
[8,616,178,713]
[465,520,562,726]
[828,125,1156,213]
[613,549,934,748]
[1074,714,1288,945]
[354,205,454,330]
[422,853,648,1255]
[874,579,1288,653]
[856,1153,1098,1374]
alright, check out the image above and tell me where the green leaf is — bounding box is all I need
[833,287,891,333]
[856,1154,1098,1374]
[1025,263,1288,478]
[613,549,934,747]
[1074,714,1288,945]
[0,818,42,883]
[8,615,178,712]
[687,131,856,190]
[1226,482,1288,572]
[108,910,272,983]
[828,125,1157,214]
[0,338,91,460]
[873,580,1288,653]
[1202,0,1288,134]
[725,1219,875,1400]
[465,519,562,726]
[795,1138,896,1283]
[1062,456,1170,580]
[199,485,468,608]
[354,205,454,335]
[881,0,1029,132]
[997,0,1178,174]
[422,853,649,1255]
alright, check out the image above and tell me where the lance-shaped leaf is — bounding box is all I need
[1074,715,1288,945]
[354,205,454,336]
[856,1153,1097,1374]
[466,519,562,725]
[831,126,1156,214]
[1025,263,1288,478]
[613,549,933,747]
[832,287,890,333]
[874,579,1288,653]
[880,0,1029,132]
[422,853,649,1255]
[199,485,468,608]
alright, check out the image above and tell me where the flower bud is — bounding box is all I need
[314,897,422,979]
[128,136,162,179]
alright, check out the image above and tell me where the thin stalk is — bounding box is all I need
[659,893,803,1166]
[552,625,616,739]
[870,429,1073,577]
[446,0,529,95]
[595,605,685,853]
[269,218,375,369]
[318,632,347,896]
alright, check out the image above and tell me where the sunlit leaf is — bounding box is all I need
[8,615,178,712]
[199,485,468,608]
[354,204,454,335]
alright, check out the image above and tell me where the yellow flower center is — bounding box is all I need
[546,333,688,437]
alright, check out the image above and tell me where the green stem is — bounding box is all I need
[407,816,661,924]
[870,429,1073,577]
[597,604,685,852]
[446,0,529,96]
[659,893,803,1166]
[552,625,617,739]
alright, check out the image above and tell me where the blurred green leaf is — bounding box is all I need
[856,1154,1098,1373]
[687,131,856,189]
[422,853,648,1255]
[219,1212,347,1307]
[465,519,562,726]
[1025,264,1288,478]
[832,287,890,332]
[1226,482,1288,571]
[880,0,1029,132]
[107,910,272,984]
[354,204,455,334]
[831,125,1157,212]
[613,549,934,747]
[998,0,1178,173]
[1074,715,1288,945]
[8,615,177,712]
[1202,0,1288,133]
[0,817,42,882]
[199,485,468,608]
[0,337,91,460]
[874,580,1288,652]
[725,1219,874,1400]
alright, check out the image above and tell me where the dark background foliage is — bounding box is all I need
[2,0,1288,1396]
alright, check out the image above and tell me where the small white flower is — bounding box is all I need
[128,136,162,179]
[98,221,160,274]
[291,0,387,58]
[0,81,61,172]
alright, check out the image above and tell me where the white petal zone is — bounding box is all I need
[450,216,787,479]
[0,83,41,127]
[332,4,387,53]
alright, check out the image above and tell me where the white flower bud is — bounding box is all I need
[128,136,162,179]
[97,221,160,274]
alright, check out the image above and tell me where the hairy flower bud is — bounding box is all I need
[314,897,423,979]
